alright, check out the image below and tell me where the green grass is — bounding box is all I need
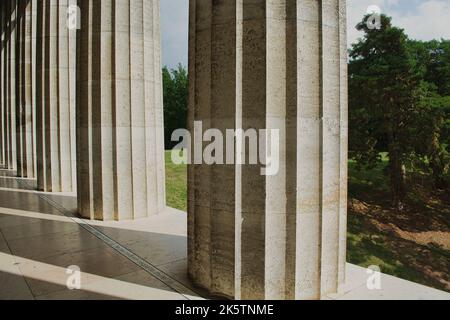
[165,151,187,211]
[348,153,390,193]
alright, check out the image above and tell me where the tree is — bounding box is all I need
[349,15,425,211]
[409,39,450,189]
[417,94,450,189]
[163,64,188,149]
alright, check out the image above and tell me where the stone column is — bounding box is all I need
[76,0,166,221]
[1,0,18,171]
[0,2,5,167]
[188,0,348,300]
[36,0,75,192]
[16,0,35,178]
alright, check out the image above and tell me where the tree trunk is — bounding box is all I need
[430,155,447,190]
[429,132,448,190]
[389,148,406,212]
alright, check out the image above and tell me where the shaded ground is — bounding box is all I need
[165,151,450,292]
[348,158,450,292]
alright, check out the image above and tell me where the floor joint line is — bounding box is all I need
[15,179,202,300]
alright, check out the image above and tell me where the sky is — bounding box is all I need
[161,0,450,68]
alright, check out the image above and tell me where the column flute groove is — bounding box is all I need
[0,2,5,167]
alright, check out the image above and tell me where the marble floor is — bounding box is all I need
[0,172,204,300]
[0,172,448,300]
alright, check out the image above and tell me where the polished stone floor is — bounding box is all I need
[0,171,203,300]
[0,171,449,300]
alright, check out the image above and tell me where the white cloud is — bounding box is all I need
[391,0,450,41]
[347,0,450,46]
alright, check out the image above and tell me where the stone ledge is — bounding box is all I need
[326,264,449,300]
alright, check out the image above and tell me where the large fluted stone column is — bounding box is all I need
[16,0,35,178]
[76,0,166,221]
[1,0,18,171]
[36,0,76,192]
[188,0,348,300]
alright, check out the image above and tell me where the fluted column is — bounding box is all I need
[16,0,35,178]
[36,0,75,192]
[76,0,166,221]
[1,0,18,171]
[188,0,348,300]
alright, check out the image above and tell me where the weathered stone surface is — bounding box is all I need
[16,0,35,178]
[76,0,166,221]
[188,0,348,300]
[35,0,76,192]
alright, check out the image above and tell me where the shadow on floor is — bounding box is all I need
[0,181,210,300]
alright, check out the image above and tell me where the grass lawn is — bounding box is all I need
[165,151,450,291]
[165,151,188,212]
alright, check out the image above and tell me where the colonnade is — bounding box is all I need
[0,0,166,220]
[0,0,348,300]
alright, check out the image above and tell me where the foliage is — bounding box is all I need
[163,64,188,149]
[409,40,450,189]
[349,15,450,210]
[349,15,424,210]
